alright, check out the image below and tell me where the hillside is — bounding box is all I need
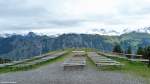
[0,32,150,60]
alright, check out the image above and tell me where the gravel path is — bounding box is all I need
[0,62,147,84]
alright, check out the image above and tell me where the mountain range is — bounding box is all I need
[0,31,150,61]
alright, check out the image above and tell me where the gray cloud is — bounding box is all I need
[0,0,150,34]
[38,19,84,27]
[0,19,84,31]
[0,0,48,18]
[0,0,84,31]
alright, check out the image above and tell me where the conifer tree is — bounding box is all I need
[127,46,132,54]
[137,47,143,55]
[113,44,123,53]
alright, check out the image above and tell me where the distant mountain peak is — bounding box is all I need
[27,32,37,37]
[88,26,150,36]
[89,28,120,35]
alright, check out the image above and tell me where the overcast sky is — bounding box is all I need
[1,0,150,35]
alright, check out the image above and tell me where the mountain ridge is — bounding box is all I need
[0,31,150,60]
[1,27,150,36]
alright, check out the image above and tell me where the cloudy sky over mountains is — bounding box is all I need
[1,0,150,35]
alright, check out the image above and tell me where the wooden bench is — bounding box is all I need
[87,52,123,67]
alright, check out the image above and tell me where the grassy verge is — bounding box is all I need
[86,55,97,70]
[108,56,150,78]
[0,51,70,74]
[81,48,98,52]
